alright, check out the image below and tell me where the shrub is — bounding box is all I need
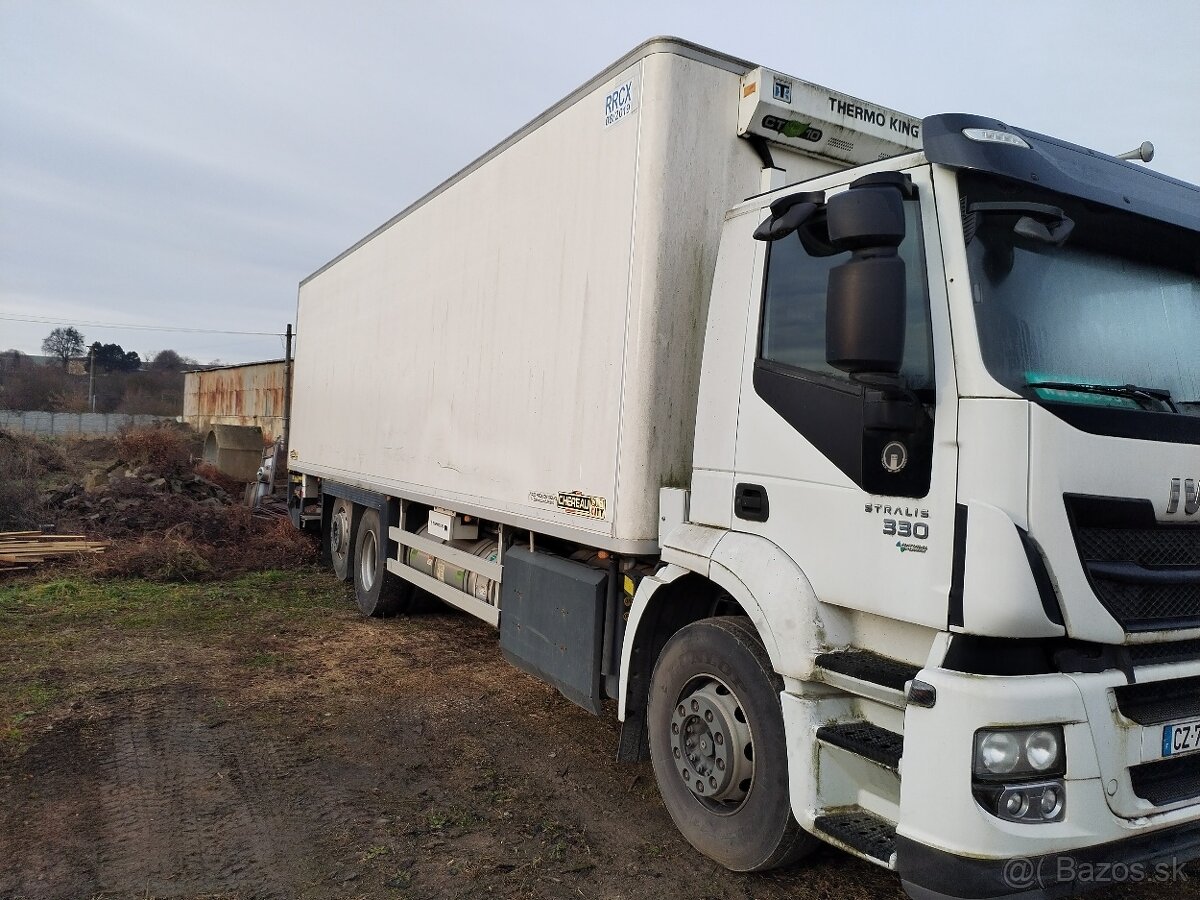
[114,423,197,473]
[0,430,47,529]
[80,508,318,582]
[84,528,213,582]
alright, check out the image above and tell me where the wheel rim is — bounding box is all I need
[331,507,349,559]
[359,528,377,591]
[670,675,755,814]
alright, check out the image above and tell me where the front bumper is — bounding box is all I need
[897,819,1200,899]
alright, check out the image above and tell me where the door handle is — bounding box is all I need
[734,483,769,522]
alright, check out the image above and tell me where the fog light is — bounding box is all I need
[1004,790,1029,818]
[975,781,1066,824]
[979,732,1021,775]
[1040,786,1063,819]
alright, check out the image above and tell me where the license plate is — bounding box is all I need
[1163,720,1200,757]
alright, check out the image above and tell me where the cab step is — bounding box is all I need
[816,721,903,772]
[814,807,897,866]
[814,650,920,708]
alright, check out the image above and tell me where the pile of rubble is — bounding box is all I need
[45,463,235,535]
[0,425,317,581]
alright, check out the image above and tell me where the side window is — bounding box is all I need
[759,200,934,391]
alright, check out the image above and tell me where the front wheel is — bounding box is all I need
[647,616,816,872]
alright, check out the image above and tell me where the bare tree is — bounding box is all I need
[41,327,85,369]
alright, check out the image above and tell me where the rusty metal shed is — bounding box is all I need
[182,359,288,442]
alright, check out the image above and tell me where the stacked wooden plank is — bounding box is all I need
[0,531,109,571]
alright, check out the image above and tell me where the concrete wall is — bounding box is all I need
[182,360,287,442]
[0,410,169,436]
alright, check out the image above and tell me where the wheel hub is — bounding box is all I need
[670,678,754,805]
[330,510,348,555]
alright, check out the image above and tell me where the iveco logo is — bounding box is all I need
[1166,478,1199,516]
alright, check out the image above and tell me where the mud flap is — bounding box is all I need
[499,547,607,715]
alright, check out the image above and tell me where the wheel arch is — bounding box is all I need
[617,530,837,762]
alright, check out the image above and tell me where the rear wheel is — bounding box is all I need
[328,498,354,582]
[353,507,413,617]
[647,616,816,871]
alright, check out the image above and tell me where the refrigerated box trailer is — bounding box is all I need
[290,37,1200,900]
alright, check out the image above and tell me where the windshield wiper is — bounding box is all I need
[1028,381,1179,413]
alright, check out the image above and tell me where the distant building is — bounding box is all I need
[182,359,288,442]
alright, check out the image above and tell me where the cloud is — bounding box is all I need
[1,0,1197,367]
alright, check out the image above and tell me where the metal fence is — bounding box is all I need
[0,410,171,436]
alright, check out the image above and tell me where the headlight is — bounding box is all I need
[978,732,1021,775]
[974,726,1065,779]
[1026,730,1061,772]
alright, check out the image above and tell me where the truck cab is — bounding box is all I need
[625,112,1200,897]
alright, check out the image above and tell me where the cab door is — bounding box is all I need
[731,165,958,630]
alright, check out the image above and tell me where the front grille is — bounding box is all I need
[1115,674,1200,726]
[1066,495,1200,632]
[1131,754,1200,806]
[1131,639,1200,668]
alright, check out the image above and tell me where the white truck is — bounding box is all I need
[288,37,1200,899]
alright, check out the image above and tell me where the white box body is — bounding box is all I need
[290,39,917,552]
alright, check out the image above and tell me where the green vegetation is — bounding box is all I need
[1,332,194,414]
[0,570,342,633]
[0,570,347,751]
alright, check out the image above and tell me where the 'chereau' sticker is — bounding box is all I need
[557,491,607,519]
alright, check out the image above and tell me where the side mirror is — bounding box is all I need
[1013,214,1074,246]
[753,191,824,242]
[825,183,907,375]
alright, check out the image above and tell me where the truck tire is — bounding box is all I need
[353,507,412,617]
[328,497,354,582]
[647,616,816,872]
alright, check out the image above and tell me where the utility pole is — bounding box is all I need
[280,323,293,495]
[87,346,96,413]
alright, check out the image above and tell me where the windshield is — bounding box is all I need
[960,172,1200,419]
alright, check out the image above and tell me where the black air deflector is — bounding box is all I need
[499,547,607,715]
[922,113,1200,233]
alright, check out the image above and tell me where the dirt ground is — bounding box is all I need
[1,569,1196,900]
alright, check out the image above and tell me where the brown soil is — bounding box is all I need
[0,573,1191,900]
[2,426,313,580]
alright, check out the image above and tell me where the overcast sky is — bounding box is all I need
[2,1,1197,365]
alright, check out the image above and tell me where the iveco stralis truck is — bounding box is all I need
[288,38,1200,899]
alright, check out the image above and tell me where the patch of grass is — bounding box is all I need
[0,570,346,635]
[383,869,412,889]
[0,570,349,758]
[0,678,64,747]
[425,808,482,832]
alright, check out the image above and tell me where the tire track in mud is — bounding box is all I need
[2,682,398,900]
